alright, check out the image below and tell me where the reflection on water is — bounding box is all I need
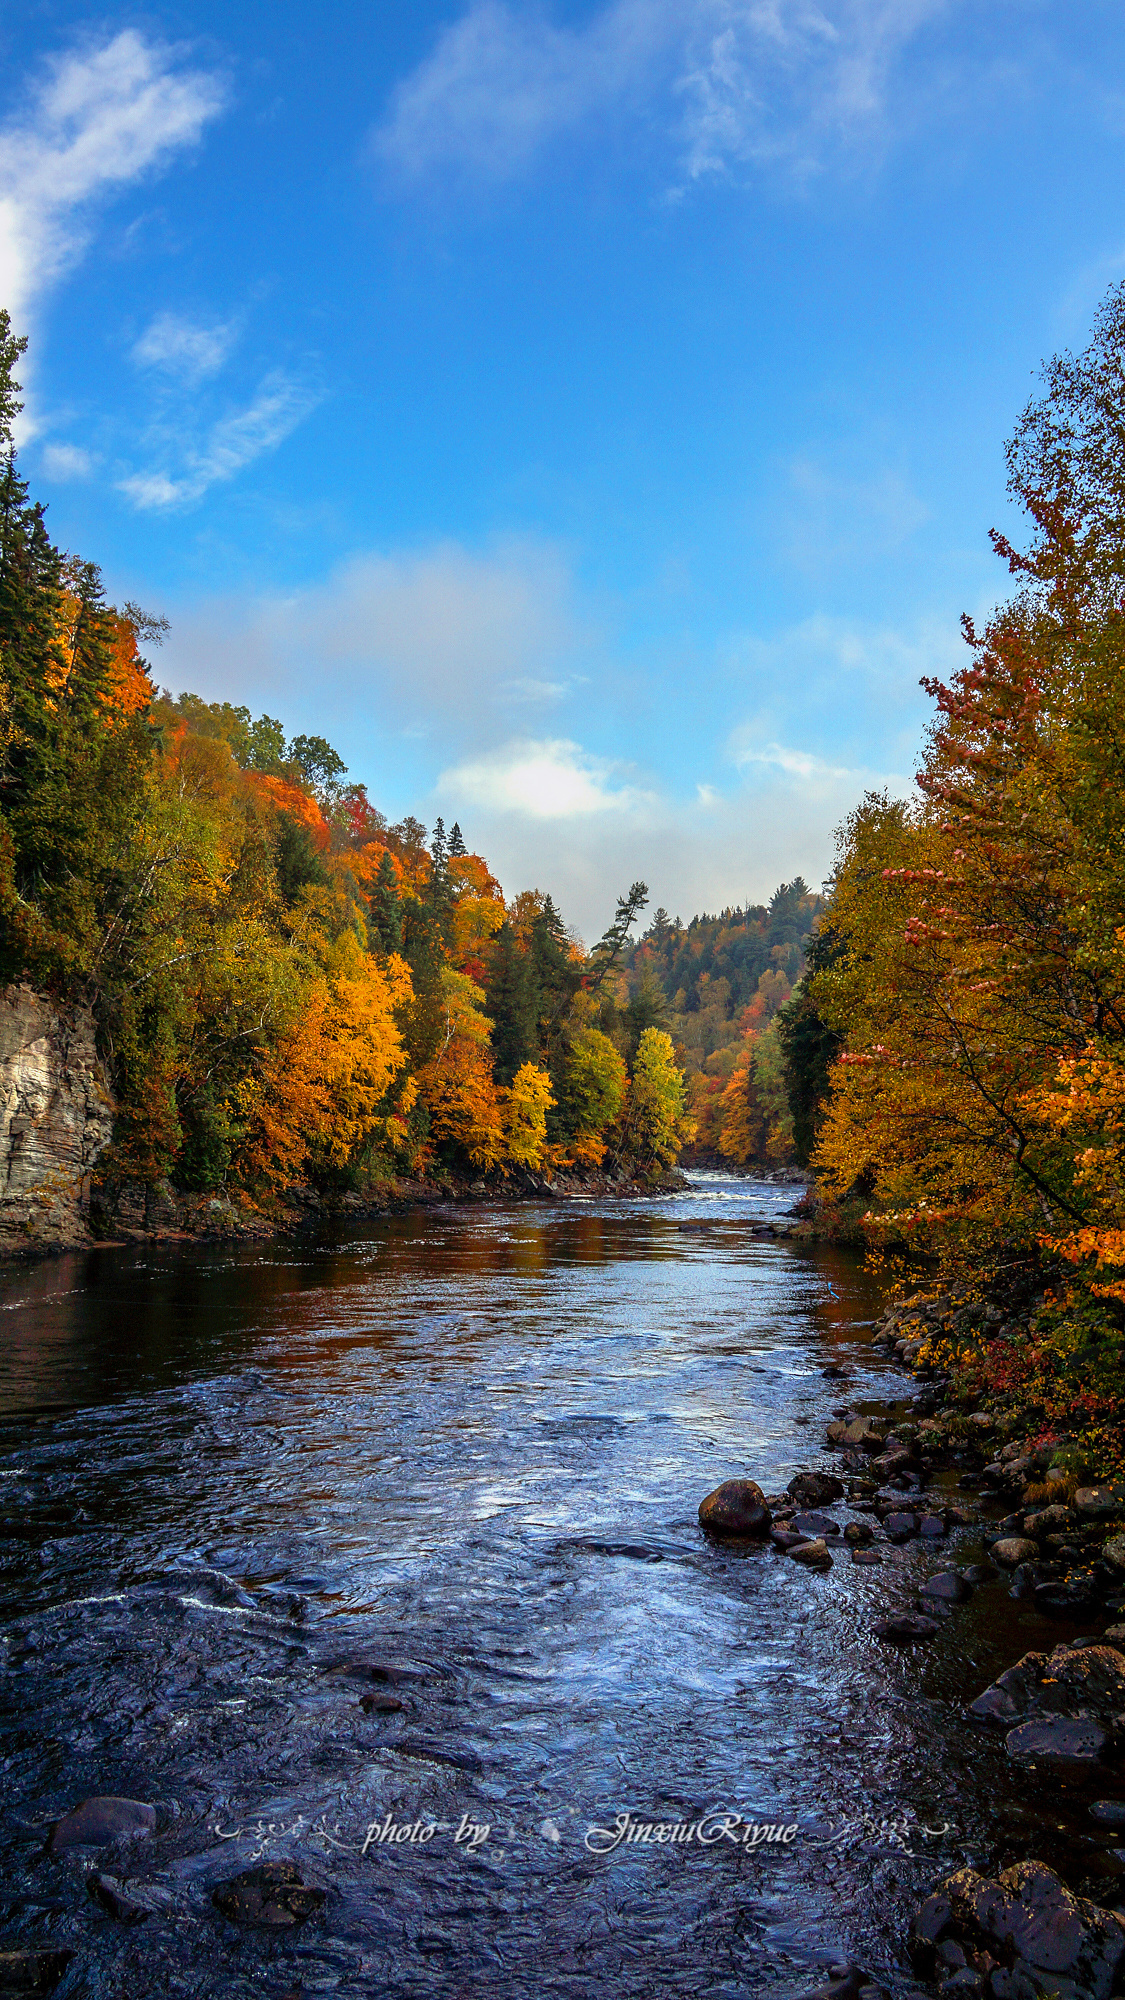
[0,1173,1111,1996]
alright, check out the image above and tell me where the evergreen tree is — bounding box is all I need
[372,848,402,953]
[486,921,536,1084]
[448,820,467,857]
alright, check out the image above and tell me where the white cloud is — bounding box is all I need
[375,0,952,188]
[40,441,94,480]
[778,457,931,574]
[439,738,648,817]
[0,31,226,332]
[132,310,237,382]
[118,372,319,509]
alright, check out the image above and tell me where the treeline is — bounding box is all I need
[783,281,1125,1470]
[623,881,823,1167]
[0,312,693,1201]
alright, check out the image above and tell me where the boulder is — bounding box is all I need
[1075,1485,1125,1519]
[787,1471,845,1507]
[914,1861,1125,2000]
[48,1796,156,1854]
[969,1643,1125,1734]
[1102,1535,1125,1573]
[772,1528,811,1551]
[991,1537,1039,1567]
[212,1861,324,1928]
[919,1515,946,1538]
[1090,1800,1125,1828]
[851,1548,882,1564]
[698,1480,772,1537]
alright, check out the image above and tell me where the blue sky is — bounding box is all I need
[3,3,1125,937]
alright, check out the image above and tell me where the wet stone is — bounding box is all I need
[919,1515,946,1538]
[790,1538,833,1568]
[792,1511,842,1538]
[212,1861,325,1928]
[698,1480,772,1537]
[884,1513,918,1544]
[991,1537,1039,1568]
[874,1612,939,1642]
[360,1692,405,1714]
[1076,1484,1125,1518]
[772,1528,811,1551]
[787,1472,845,1507]
[1005,1715,1110,1776]
[48,1796,156,1854]
[844,1519,874,1544]
[919,1571,972,1605]
[1090,1800,1125,1827]
[851,1548,882,1565]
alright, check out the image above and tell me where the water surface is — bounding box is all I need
[0,1172,1110,1997]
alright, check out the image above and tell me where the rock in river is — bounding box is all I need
[1006,1716,1110,1777]
[48,1796,156,1854]
[790,1538,833,1568]
[212,1862,325,1928]
[990,1536,1039,1567]
[698,1480,772,1537]
[883,1512,918,1544]
[874,1612,939,1642]
[844,1519,874,1545]
[1075,1483,1125,1518]
[919,1571,971,1606]
[792,1511,841,1538]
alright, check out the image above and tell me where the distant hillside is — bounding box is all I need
[621,879,824,1164]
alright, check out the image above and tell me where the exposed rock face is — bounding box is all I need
[913,1862,1125,2000]
[0,984,113,1253]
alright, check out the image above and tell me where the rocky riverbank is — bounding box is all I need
[766,1294,1125,2000]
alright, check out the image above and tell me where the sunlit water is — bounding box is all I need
[0,1171,1114,1998]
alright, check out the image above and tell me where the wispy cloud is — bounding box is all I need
[132,310,238,382]
[40,441,95,481]
[118,372,319,509]
[375,0,952,189]
[0,31,227,329]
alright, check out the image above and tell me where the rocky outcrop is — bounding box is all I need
[0,983,113,1253]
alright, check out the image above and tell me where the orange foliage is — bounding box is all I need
[243,772,331,850]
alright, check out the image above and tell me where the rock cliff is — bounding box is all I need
[0,984,114,1253]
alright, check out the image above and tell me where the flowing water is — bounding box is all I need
[0,1171,1116,1998]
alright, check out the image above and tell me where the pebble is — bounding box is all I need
[360,1692,405,1714]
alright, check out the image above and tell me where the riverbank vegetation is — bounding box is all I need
[785,282,1125,1473]
[0,312,693,1208]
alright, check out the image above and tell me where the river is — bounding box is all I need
[0,1171,1108,1998]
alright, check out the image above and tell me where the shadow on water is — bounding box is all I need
[0,1171,1116,1997]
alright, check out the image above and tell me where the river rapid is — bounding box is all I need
[0,1171,1112,1999]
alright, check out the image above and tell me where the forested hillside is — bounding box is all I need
[622,882,822,1166]
[0,313,693,1206]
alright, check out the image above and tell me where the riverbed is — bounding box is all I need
[0,1171,1113,1998]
